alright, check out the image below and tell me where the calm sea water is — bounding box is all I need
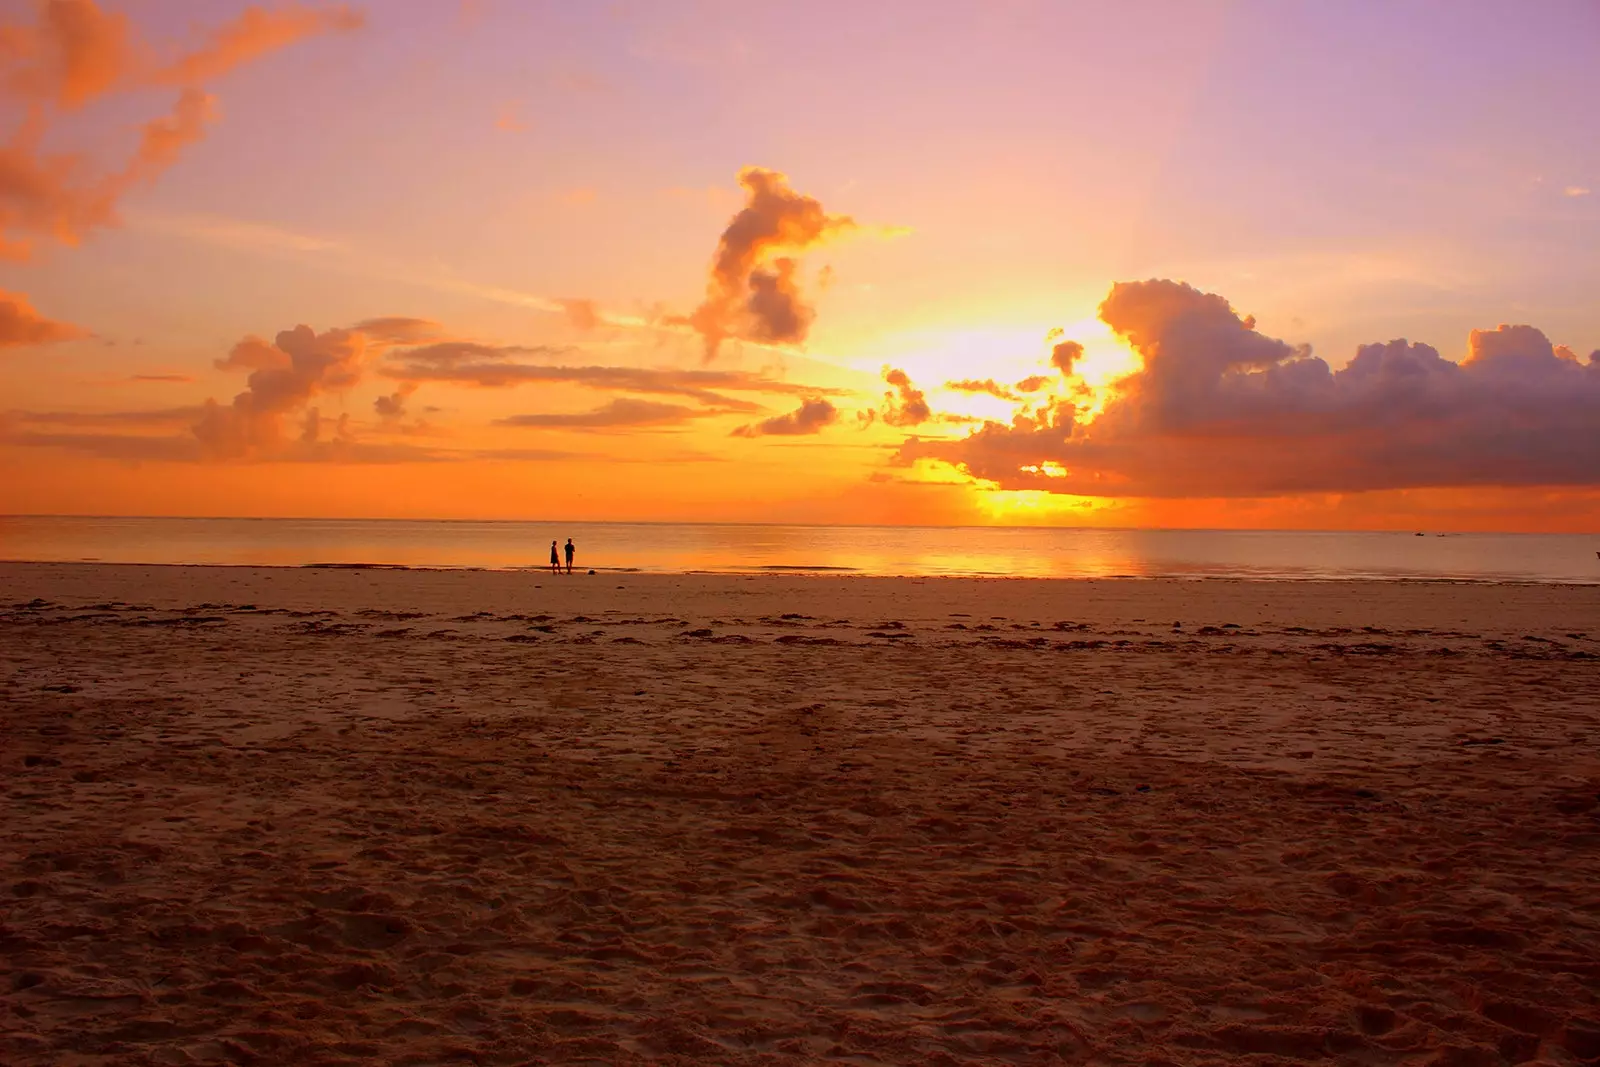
[1,516,1596,583]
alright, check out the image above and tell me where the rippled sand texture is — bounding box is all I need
[3,564,1599,1066]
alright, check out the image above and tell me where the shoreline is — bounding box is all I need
[3,557,1598,586]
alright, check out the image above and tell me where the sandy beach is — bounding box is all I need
[3,562,1599,1066]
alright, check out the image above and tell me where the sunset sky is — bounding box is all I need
[1,0,1597,530]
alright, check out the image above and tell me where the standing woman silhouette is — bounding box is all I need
[549,540,561,574]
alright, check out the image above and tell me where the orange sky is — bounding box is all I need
[1,1,1598,532]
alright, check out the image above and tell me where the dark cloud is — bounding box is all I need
[1013,375,1051,393]
[946,378,1019,402]
[373,381,416,421]
[683,166,852,360]
[0,289,84,346]
[731,397,838,438]
[1050,339,1084,377]
[881,367,931,427]
[904,278,1600,497]
[497,398,711,430]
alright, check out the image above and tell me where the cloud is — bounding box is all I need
[557,298,603,331]
[0,288,83,346]
[881,366,931,427]
[1050,339,1084,377]
[497,398,711,430]
[373,381,416,421]
[151,4,363,87]
[1564,186,1591,198]
[946,378,1019,402]
[6,406,203,428]
[386,341,567,366]
[1,0,134,108]
[129,373,193,382]
[195,323,368,458]
[0,420,590,465]
[353,316,445,344]
[731,397,838,437]
[129,211,345,254]
[0,1,362,259]
[121,86,216,183]
[683,166,853,360]
[0,429,201,462]
[385,344,847,411]
[1013,375,1051,393]
[903,278,1600,498]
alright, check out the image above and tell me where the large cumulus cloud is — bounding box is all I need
[903,278,1600,497]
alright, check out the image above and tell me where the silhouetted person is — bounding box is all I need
[549,540,560,574]
[564,538,575,574]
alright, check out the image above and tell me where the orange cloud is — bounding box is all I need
[683,166,853,361]
[122,86,216,182]
[0,288,83,346]
[151,4,364,87]
[196,324,368,458]
[0,0,135,108]
[0,2,362,259]
[557,298,603,331]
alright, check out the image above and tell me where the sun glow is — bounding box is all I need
[974,486,1108,523]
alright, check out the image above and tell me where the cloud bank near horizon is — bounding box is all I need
[902,278,1600,498]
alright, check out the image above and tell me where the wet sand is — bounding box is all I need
[3,562,1599,1065]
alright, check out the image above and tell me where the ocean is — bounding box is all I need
[1,515,1596,583]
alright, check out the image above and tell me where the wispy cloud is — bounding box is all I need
[126,211,346,254]
[496,398,723,431]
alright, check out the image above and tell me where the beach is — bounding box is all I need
[3,562,1599,1065]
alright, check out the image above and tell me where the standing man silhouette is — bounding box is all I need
[549,540,560,575]
[564,538,575,574]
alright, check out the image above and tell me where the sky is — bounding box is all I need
[0,0,1597,531]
